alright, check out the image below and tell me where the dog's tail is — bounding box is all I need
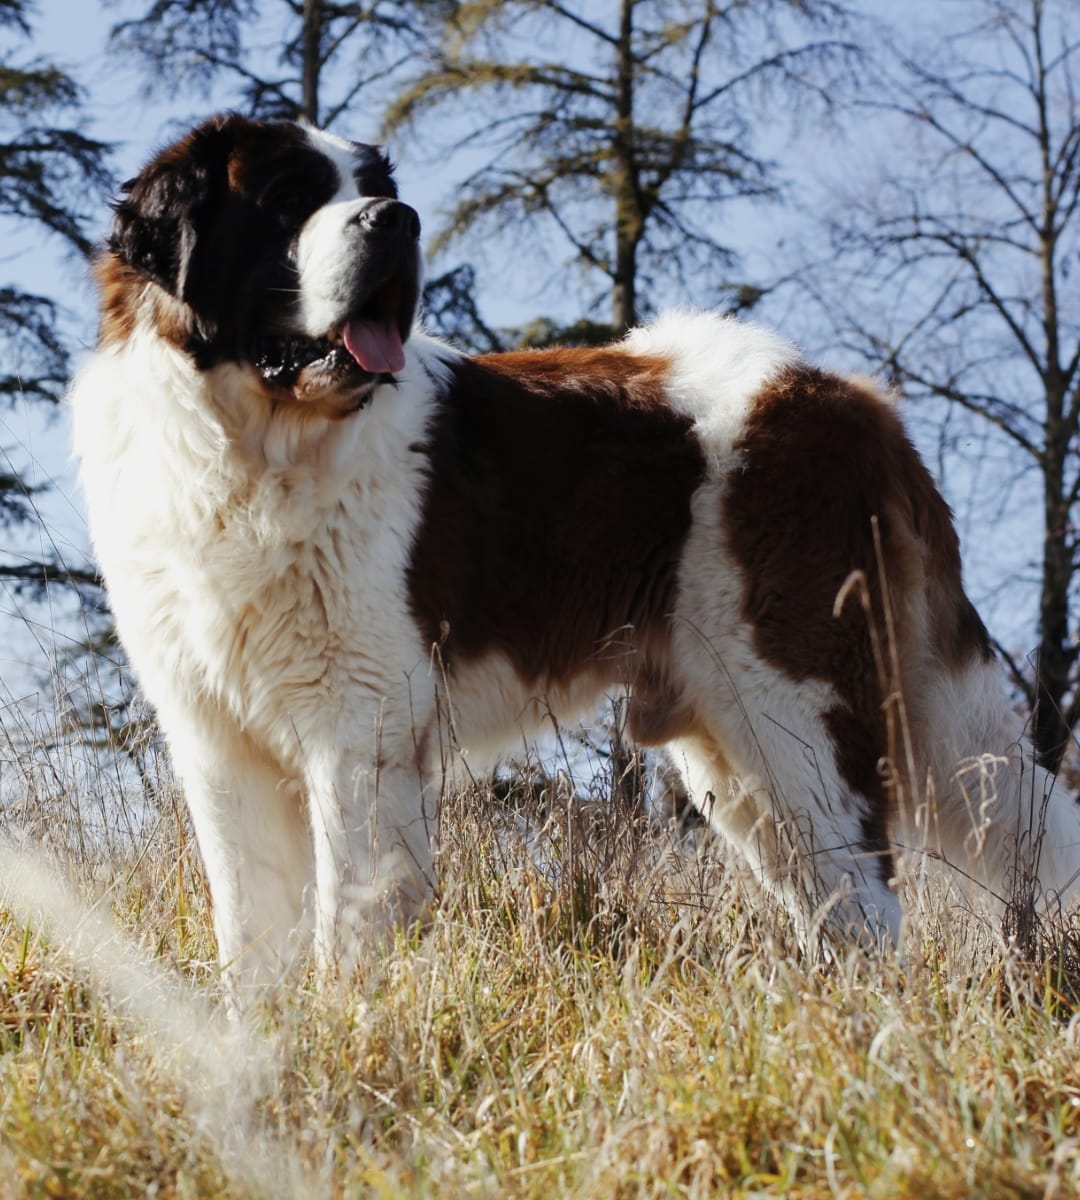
[900,647,1080,916]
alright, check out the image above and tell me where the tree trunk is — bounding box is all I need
[611,0,640,334]
[301,0,323,125]
[1031,22,1076,771]
[1034,427,1075,770]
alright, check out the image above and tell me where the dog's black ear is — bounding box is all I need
[107,121,233,300]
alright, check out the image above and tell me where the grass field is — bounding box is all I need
[1,716,1079,1199]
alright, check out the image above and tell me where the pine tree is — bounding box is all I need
[109,0,445,127]
[386,0,858,336]
[0,0,109,596]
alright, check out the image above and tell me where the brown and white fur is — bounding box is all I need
[71,115,1079,1006]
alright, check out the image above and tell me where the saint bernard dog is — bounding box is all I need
[71,113,1079,1004]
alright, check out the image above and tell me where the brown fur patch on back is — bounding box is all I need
[408,347,706,701]
[724,366,991,863]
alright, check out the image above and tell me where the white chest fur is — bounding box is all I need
[72,328,442,759]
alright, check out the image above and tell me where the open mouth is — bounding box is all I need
[253,273,416,387]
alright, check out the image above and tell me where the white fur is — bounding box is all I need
[295,195,391,337]
[74,327,458,999]
[72,136,1080,1006]
[626,311,798,452]
[302,125,369,186]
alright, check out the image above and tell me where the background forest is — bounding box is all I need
[1,3,1080,1197]
[4,0,1079,770]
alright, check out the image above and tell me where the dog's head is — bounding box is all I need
[102,113,421,414]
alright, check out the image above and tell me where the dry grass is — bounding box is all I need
[2,725,1080,1198]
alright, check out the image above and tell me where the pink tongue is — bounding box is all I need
[342,318,406,374]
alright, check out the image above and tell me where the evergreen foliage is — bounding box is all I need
[0,0,109,595]
[385,0,860,333]
[109,0,446,127]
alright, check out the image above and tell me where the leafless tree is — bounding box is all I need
[804,0,1080,768]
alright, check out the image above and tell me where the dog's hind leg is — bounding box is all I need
[899,655,1080,915]
[668,710,901,953]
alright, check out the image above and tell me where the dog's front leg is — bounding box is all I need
[163,718,313,1014]
[305,737,436,981]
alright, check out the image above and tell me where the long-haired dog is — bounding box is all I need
[71,114,1079,1005]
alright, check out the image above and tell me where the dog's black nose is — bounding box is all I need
[352,199,421,240]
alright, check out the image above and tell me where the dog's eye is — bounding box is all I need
[259,178,315,224]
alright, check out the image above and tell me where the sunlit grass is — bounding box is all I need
[1,745,1079,1199]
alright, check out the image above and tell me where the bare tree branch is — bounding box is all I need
[799,0,1080,767]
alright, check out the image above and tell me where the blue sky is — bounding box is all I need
[0,0,1053,704]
